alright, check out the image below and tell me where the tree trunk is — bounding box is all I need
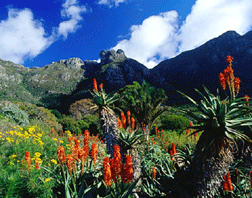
[185,132,234,197]
[129,148,142,185]
[100,107,120,157]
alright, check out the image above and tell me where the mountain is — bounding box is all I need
[1,30,252,111]
[151,30,252,102]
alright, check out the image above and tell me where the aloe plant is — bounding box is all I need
[178,87,252,197]
[90,79,120,157]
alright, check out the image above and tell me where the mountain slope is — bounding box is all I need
[151,30,252,101]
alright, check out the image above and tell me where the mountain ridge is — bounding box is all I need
[1,30,252,111]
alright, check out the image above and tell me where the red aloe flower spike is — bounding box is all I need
[57,146,65,164]
[25,151,31,168]
[127,111,131,126]
[226,55,233,64]
[234,77,241,94]
[219,72,226,90]
[90,143,97,165]
[126,155,133,182]
[103,157,112,186]
[113,145,121,179]
[130,117,135,129]
[93,78,98,91]
[152,167,157,179]
[117,118,122,129]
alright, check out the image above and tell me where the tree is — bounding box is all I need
[90,79,120,157]
[178,56,252,197]
[119,81,168,141]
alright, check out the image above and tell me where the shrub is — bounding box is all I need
[0,101,29,126]
[69,98,96,120]
[18,102,62,132]
[160,114,190,131]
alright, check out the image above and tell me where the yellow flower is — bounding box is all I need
[37,133,42,137]
[9,131,14,136]
[6,137,14,143]
[34,152,42,158]
[59,140,64,144]
[45,178,51,182]
[65,130,72,138]
[11,154,17,158]
[17,160,20,163]
[53,138,58,141]
[48,163,51,167]
[51,159,57,165]
[9,162,14,165]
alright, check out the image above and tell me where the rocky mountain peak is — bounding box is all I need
[58,57,84,70]
[99,49,126,65]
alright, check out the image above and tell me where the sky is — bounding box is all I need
[0,0,252,68]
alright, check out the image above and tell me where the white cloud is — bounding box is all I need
[0,8,53,64]
[177,0,252,53]
[114,0,252,68]
[97,0,126,8]
[0,0,88,64]
[113,11,179,68]
[58,0,88,39]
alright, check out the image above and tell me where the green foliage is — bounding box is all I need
[51,109,63,119]
[59,114,101,135]
[18,102,62,132]
[59,116,83,134]
[179,87,252,153]
[160,114,190,131]
[82,114,101,136]
[0,101,30,126]
[118,81,168,130]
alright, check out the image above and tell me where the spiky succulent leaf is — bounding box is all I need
[179,86,252,151]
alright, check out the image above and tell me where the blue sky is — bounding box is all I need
[0,0,252,68]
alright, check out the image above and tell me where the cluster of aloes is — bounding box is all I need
[56,129,106,197]
[103,145,134,186]
[117,111,136,130]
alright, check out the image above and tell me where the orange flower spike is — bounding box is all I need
[120,112,127,129]
[113,145,121,178]
[117,118,122,129]
[219,73,226,90]
[153,167,157,179]
[189,121,193,127]
[223,175,228,192]
[110,158,115,181]
[172,142,177,154]
[66,154,75,174]
[90,143,97,165]
[93,78,98,91]
[226,172,233,191]
[244,95,250,107]
[226,55,233,64]
[234,77,241,93]
[57,146,65,164]
[25,151,31,167]
[99,83,103,90]
[126,155,133,182]
[103,157,112,186]
[127,111,131,125]
[130,117,135,129]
